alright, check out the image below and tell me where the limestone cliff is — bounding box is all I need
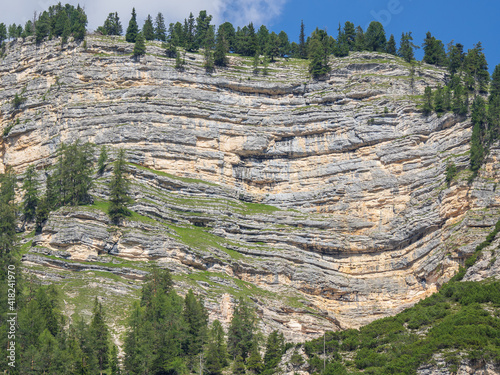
[1,35,499,343]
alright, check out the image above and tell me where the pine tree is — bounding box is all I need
[183,289,208,357]
[97,145,108,175]
[434,85,445,114]
[278,31,290,57]
[22,165,39,222]
[71,5,88,41]
[263,330,284,372]
[108,148,132,223]
[423,32,446,66]
[470,96,487,173]
[386,34,397,55]
[125,8,139,43]
[203,26,215,72]
[398,32,418,63]
[175,49,185,71]
[214,28,229,67]
[334,24,349,57]
[344,21,356,51]
[0,168,17,258]
[246,342,264,374]
[257,25,269,54]
[447,42,464,76]
[423,86,433,115]
[0,23,7,46]
[365,21,386,52]
[110,344,121,375]
[185,12,197,52]
[155,13,166,41]
[35,11,51,43]
[354,26,365,51]
[490,64,500,102]
[452,84,468,115]
[90,297,110,375]
[195,10,212,50]
[233,355,246,375]
[228,298,257,360]
[308,38,330,79]
[133,31,146,60]
[100,12,122,36]
[266,32,280,62]
[299,20,306,59]
[143,15,155,41]
[253,50,260,75]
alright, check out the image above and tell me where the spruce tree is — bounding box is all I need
[246,342,264,374]
[257,25,269,54]
[214,28,229,67]
[35,11,51,43]
[97,145,108,175]
[334,24,349,57]
[203,26,215,72]
[354,26,365,51]
[423,32,446,66]
[125,8,139,43]
[155,12,166,41]
[0,168,17,258]
[267,32,280,62]
[299,20,306,59]
[263,330,284,372]
[228,298,257,360]
[110,344,121,375]
[183,289,208,357]
[489,64,500,102]
[72,5,88,41]
[143,15,155,41]
[365,21,386,52]
[344,21,356,51]
[470,96,487,173]
[0,23,7,46]
[423,86,433,115]
[278,31,290,57]
[398,32,418,63]
[434,85,445,114]
[195,10,212,50]
[133,32,146,60]
[22,165,39,222]
[233,355,246,375]
[386,34,397,55]
[108,148,132,223]
[185,12,197,51]
[100,12,122,36]
[90,297,110,375]
[308,38,330,79]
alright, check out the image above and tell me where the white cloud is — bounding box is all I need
[0,0,288,32]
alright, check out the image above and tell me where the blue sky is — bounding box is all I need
[2,0,498,72]
[263,0,499,72]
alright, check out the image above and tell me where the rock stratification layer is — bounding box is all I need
[1,36,499,341]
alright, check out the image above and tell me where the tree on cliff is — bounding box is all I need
[228,298,257,360]
[386,34,397,55]
[365,21,386,52]
[98,12,122,36]
[108,148,132,223]
[308,38,330,79]
[90,297,110,375]
[125,8,139,43]
[133,31,146,60]
[143,15,155,41]
[155,12,166,41]
[398,32,419,63]
[22,165,39,223]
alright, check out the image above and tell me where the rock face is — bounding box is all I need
[1,36,500,341]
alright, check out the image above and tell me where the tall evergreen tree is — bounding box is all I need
[228,298,257,360]
[422,32,446,66]
[155,12,166,41]
[247,341,264,374]
[218,22,236,52]
[308,38,330,78]
[267,31,280,62]
[133,31,146,59]
[398,32,418,63]
[257,25,269,54]
[90,297,110,375]
[354,26,365,51]
[97,145,108,175]
[334,23,349,57]
[299,20,306,59]
[22,165,39,222]
[447,42,464,76]
[71,5,88,41]
[278,31,290,57]
[195,10,212,50]
[185,12,197,51]
[0,23,7,46]
[470,96,487,173]
[108,148,132,223]
[110,344,121,375]
[263,330,285,372]
[99,12,122,36]
[125,8,139,43]
[365,21,386,52]
[214,27,229,67]
[142,15,155,41]
[386,34,397,55]
[35,11,51,43]
[423,86,433,115]
[0,168,17,258]
[344,21,356,51]
[183,289,208,357]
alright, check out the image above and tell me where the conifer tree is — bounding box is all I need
[22,165,39,222]
[490,64,500,102]
[434,85,445,114]
[0,168,17,258]
[423,86,433,115]
[203,26,215,72]
[398,32,418,63]
[354,26,365,51]
[423,32,446,66]
[110,344,121,375]
[72,5,88,41]
[386,34,397,55]
[228,298,257,360]
[35,11,50,43]
[257,25,269,54]
[97,145,108,175]
[365,21,386,52]
[155,12,166,41]
[99,12,122,36]
[452,84,468,115]
[175,48,185,70]
[334,23,349,57]
[267,31,280,62]
[185,12,197,51]
[233,355,246,375]
[183,289,208,357]
[278,31,290,57]
[133,31,146,60]
[90,297,110,375]
[143,15,155,41]
[125,8,139,43]
[263,330,285,372]
[0,23,7,46]
[470,96,487,173]
[308,38,330,78]
[214,28,229,67]
[299,20,306,59]
[344,21,356,51]
[195,10,212,50]
[108,148,132,223]
[246,342,264,374]
[447,42,464,76]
